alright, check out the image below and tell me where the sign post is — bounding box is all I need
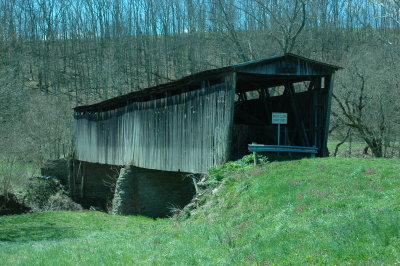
[272,112,288,145]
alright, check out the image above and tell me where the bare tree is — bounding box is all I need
[254,0,307,53]
[0,0,399,162]
[332,47,400,157]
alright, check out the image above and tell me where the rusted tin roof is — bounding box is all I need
[74,53,341,113]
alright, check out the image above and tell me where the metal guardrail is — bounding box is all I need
[248,144,318,154]
[248,144,318,165]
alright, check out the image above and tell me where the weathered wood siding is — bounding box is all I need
[73,74,236,173]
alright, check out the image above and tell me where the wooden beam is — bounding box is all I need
[322,75,334,156]
[312,88,318,147]
[237,92,247,101]
[259,88,271,124]
[315,77,323,155]
[286,82,310,147]
[307,80,314,92]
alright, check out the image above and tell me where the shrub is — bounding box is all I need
[207,154,268,185]
[25,177,81,212]
[25,177,62,210]
[44,192,82,211]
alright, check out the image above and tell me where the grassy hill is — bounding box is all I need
[0,157,399,265]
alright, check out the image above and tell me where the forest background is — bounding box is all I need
[0,0,399,162]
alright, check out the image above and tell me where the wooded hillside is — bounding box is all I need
[1,0,399,161]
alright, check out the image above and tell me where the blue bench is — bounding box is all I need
[248,144,318,164]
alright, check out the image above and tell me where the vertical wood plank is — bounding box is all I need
[73,73,236,173]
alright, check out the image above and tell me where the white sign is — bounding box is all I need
[272,112,287,124]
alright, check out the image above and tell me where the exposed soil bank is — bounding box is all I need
[0,194,30,215]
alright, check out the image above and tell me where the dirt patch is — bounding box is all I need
[296,204,310,212]
[365,168,378,175]
[0,194,30,215]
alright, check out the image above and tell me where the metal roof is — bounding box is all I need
[233,53,341,70]
[74,53,341,113]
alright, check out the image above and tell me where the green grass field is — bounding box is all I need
[1,157,399,265]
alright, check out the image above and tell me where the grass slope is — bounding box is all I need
[0,158,399,265]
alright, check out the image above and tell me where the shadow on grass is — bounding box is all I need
[0,225,81,242]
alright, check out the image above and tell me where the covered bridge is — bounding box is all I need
[71,53,340,215]
[74,53,340,173]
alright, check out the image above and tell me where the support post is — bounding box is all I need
[252,142,259,165]
[312,89,318,147]
[68,159,75,198]
[278,124,281,145]
[322,75,335,156]
[284,127,288,145]
[259,88,271,124]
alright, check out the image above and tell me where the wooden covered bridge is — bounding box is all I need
[71,53,340,216]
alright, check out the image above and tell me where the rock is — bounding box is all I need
[111,166,136,215]
[111,166,196,218]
